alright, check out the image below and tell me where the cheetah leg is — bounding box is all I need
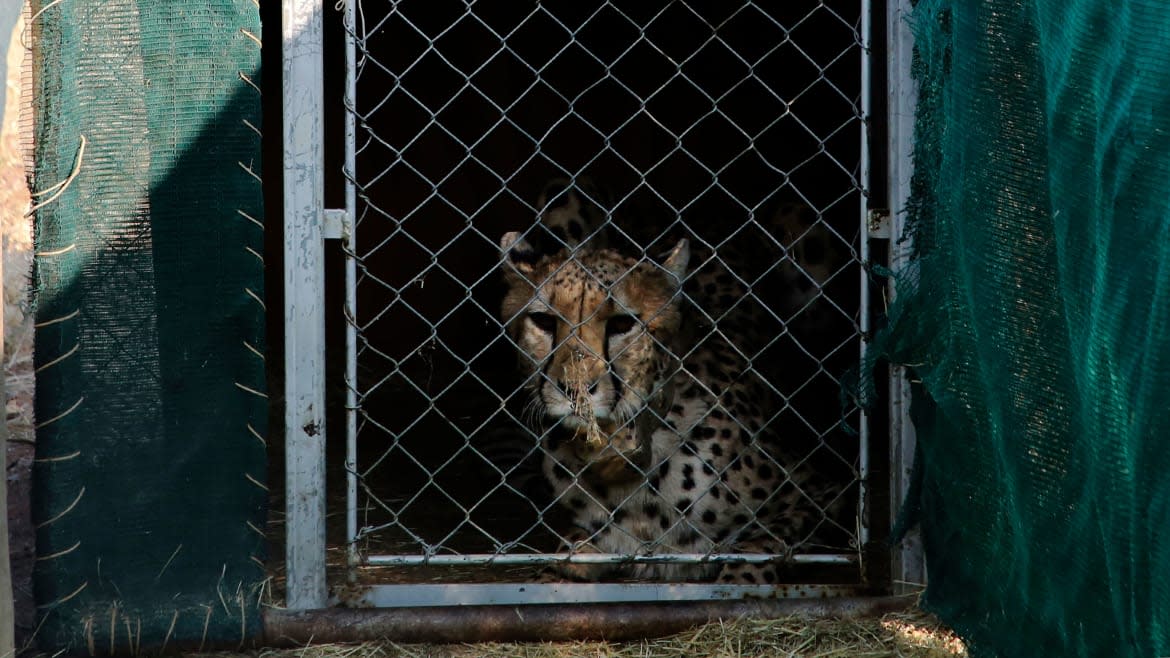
[715,537,791,585]
[536,528,610,583]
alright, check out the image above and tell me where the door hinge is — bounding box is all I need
[323,208,351,241]
[867,208,891,239]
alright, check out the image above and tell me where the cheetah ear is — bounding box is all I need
[662,238,690,282]
[500,231,540,278]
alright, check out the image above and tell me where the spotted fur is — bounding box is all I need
[496,179,850,583]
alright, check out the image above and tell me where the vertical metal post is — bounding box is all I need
[856,0,873,552]
[886,0,926,593]
[342,0,360,573]
[282,0,328,609]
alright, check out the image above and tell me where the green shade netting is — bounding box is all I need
[29,0,267,651]
[882,0,1170,656]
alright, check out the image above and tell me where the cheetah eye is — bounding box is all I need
[606,314,639,336]
[526,312,557,334]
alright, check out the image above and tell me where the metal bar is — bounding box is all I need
[282,0,328,610]
[362,552,858,566]
[263,596,911,645]
[887,0,926,594]
[857,0,874,552]
[342,0,360,578]
[348,583,874,608]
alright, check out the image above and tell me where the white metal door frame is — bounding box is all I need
[282,0,328,610]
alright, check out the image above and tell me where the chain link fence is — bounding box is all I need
[341,0,871,591]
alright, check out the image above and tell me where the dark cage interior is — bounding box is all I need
[321,0,870,585]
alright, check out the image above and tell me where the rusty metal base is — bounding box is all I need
[262,596,913,646]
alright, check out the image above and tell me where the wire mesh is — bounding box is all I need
[341,0,868,587]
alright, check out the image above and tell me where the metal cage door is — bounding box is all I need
[282,0,922,611]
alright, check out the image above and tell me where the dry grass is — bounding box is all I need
[186,610,965,658]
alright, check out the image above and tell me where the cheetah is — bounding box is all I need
[495,179,853,584]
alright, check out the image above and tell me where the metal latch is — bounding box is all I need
[323,208,351,241]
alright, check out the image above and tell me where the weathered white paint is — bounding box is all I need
[282,0,328,610]
[352,582,864,608]
[857,0,873,551]
[886,0,927,595]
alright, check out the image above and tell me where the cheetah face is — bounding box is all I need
[499,232,690,453]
